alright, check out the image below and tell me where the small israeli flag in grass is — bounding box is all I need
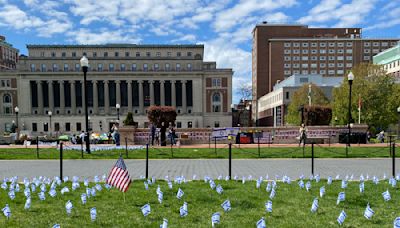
[265,200,272,212]
[90,207,96,221]
[141,204,150,217]
[24,198,31,210]
[315,175,320,183]
[383,173,387,180]
[160,218,168,228]
[266,182,272,192]
[218,175,222,180]
[91,187,96,197]
[180,202,188,217]
[102,174,107,182]
[256,217,266,228]
[144,182,149,190]
[94,176,99,183]
[394,217,400,228]
[2,204,11,219]
[72,182,80,191]
[86,187,91,197]
[311,198,318,213]
[335,175,340,180]
[39,191,45,201]
[104,183,111,190]
[81,193,87,204]
[360,175,364,182]
[72,176,79,183]
[192,174,197,180]
[359,182,365,193]
[84,178,89,187]
[211,212,220,227]
[389,178,397,188]
[95,184,102,192]
[337,192,345,205]
[320,186,325,198]
[158,191,163,204]
[65,200,73,215]
[269,188,276,199]
[1,182,7,190]
[373,176,379,185]
[24,188,30,198]
[221,200,231,212]
[306,181,311,192]
[216,185,223,194]
[256,179,261,189]
[341,180,347,189]
[327,176,332,185]
[49,189,57,198]
[168,181,172,189]
[242,177,246,184]
[177,188,184,199]
[15,184,20,192]
[382,190,391,201]
[61,187,70,195]
[8,191,15,200]
[225,176,229,181]
[298,180,304,189]
[272,180,277,189]
[337,210,346,225]
[63,176,69,182]
[364,204,374,219]
[40,184,46,192]
[210,180,216,190]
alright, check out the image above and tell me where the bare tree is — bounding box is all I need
[238,83,252,102]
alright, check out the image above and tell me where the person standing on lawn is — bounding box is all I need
[299,123,307,146]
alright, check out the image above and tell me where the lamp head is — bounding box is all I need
[397,106,400,113]
[80,56,89,72]
[48,111,52,116]
[116,103,120,109]
[230,104,235,109]
[347,71,354,81]
[14,106,19,113]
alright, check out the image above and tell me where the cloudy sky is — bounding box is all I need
[1,0,400,102]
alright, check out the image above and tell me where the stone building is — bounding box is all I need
[0,35,19,70]
[0,44,232,135]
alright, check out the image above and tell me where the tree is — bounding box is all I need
[123,112,136,126]
[238,83,252,101]
[147,106,177,127]
[286,83,330,125]
[332,63,400,133]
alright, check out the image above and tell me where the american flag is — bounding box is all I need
[106,157,132,192]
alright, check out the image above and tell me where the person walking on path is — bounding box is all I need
[111,123,120,146]
[299,123,307,146]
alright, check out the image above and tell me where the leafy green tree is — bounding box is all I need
[331,63,400,133]
[286,84,330,125]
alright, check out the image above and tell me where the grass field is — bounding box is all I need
[0,145,395,160]
[0,177,399,227]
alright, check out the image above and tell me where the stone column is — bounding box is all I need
[160,80,165,106]
[104,80,109,114]
[93,80,98,114]
[116,80,121,107]
[171,80,176,107]
[127,80,132,112]
[70,80,76,115]
[149,80,154,106]
[59,80,65,114]
[182,80,187,113]
[37,81,43,114]
[138,80,144,114]
[48,81,54,112]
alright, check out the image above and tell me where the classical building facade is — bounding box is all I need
[0,35,19,70]
[252,23,399,126]
[0,44,232,135]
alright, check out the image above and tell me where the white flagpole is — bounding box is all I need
[358,107,361,124]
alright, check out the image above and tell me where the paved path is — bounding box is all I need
[0,158,398,180]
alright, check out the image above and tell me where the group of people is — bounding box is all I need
[69,123,121,146]
[150,122,177,146]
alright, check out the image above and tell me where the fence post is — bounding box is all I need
[258,136,260,158]
[214,137,217,156]
[229,143,232,180]
[146,144,149,179]
[36,136,39,159]
[392,138,395,178]
[60,142,63,182]
[125,137,128,159]
[311,143,314,176]
[170,142,174,158]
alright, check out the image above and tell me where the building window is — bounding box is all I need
[65,122,70,131]
[98,63,103,71]
[328,43,335,47]
[167,52,172,57]
[76,122,81,131]
[302,49,308,54]
[311,43,317,47]
[64,63,69,71]
[136,52,140,57]
[187,63,192,71]
[93,52,97,57]
[104,52,108,57]
[132,63,137,71]
[311,56,317,61]
[293,49,300,54]
[320,63,326,68]
[302,43,308,47]
[43,123,48,132]
[31,64,35,72]
[115,52,119,57]
[165,63,170,71]
[346,56,353,61]
[284,42,291,47]
[337,49,344,54]
[372,42,379,47]
[293,64,299,68]
[285,91,290,99]
[212,93,221,112]
[72,52,76,57]
[109,63,114,71]
[328,56,335,61]
[62,52,66,57]
[125,52,129,57]
[311,63,317,68]
[364,49,370,53]
[187,121,192,128]
[54,123,60,131]
[337,56,344,61]
[363,56,370,60]
[293,43,300,47]
[301,63,308,68]
[51,52,56,57]
[176,63,181,71]
[41,64,46,72]
[293,56,300,61]
[346,42,353,47]
[187,52,192,57]
[52,63,58,71]
[212,78,221,87]
[75,63,80,71]
[40,52,45,57]
[337,70,344,74]
[214,121,220,128]
[319,70,326,74]
[284,63,291,68]
[319,43,326,47]
[154,63,159,71]
[328,49,335,54]
[346,63,353,68]
[337,63,344,67]
[284,70,291,75]
[156,52,161,57]
[284,56,291,61]
[372,49,380,53]
[120,63,126,71]
[146,52,151,57]
[319,56,326,61]
[346,49,353,54]
[364,42,370,47]
[177,52,181,57]
[143,63,148,71]
[319,49,326,54]
[177,122,182,128]
[328,63,335,68]
[301,56,308,61]
[284,49,291,54]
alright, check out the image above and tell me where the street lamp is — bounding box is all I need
[14,106,19,135]
[347,71,354,155]
[80,55,90,154]
[397,106,400,139]
[231,104,235,127]
[48,111,52,137]
[116,103,120,122]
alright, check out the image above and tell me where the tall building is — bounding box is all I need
[252,23,399,126]
[0,44,232,135]
[0,35,19,70]
[373,41,400,82]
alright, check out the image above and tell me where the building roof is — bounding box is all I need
[373,42,400,65]
[26,44,204,49]
[273,74,344,90]
[269,38,398,41]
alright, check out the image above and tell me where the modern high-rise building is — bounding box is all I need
[252,23,399,126]
[0,44,233,135]
[0,35,19,70]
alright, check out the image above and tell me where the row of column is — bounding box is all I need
[35,80,189,115]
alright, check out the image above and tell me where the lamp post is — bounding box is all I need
[246,105,250,127]
[116,103,120,122]
[347,71,354,155]
[397,106,400,139]
[308,84,312,106]
[230,104,235,127]
[48,111,52,137]
[14,106,19,136]
[80,55,90,153]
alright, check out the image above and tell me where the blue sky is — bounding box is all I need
[1,0,400,102]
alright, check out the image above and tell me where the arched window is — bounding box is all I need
[3,94,11,103]
[2,93,12,114]
[212,92,221,112]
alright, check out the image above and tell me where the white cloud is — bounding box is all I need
[172,34,197,43]
[298,0,378,27]
[66,28,141,44]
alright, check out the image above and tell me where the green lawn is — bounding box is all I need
[0,145,395,160]
[0,179,399,227]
